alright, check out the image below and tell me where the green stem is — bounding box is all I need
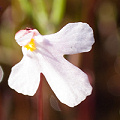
[50,0,66,26]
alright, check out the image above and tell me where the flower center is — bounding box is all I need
[24,38,36,51]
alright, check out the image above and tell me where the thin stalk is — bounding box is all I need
[38,73,44,120]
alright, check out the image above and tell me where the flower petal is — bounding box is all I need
[0,66,3,82]
[43,22,94,55]
[15,29,40,46]
[41,55,92,107]
[8,55,41,96]
[15,30,34,46]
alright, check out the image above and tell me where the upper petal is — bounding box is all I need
[8,54,41,96]
[43,22,95,55]
[15,29,40,46]
[40,54,92,107]
[15,30,34,46]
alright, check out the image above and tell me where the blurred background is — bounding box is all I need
[0,0,120,120]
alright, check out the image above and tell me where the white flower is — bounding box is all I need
[0,66,3,82]
[8,22,94,107]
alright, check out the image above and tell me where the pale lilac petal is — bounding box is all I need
[44,22,94,55]
[15,29,40,46]
[0,66,3,82]
[8,55,41,96]
[15,30,33,46]
[40,55,92,107]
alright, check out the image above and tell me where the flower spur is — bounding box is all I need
[8,22,94,107]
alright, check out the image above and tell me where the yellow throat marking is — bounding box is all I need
[24,38,36,51]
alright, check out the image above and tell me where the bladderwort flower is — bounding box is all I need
[0,66,3,82]
[8,22,94,107]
